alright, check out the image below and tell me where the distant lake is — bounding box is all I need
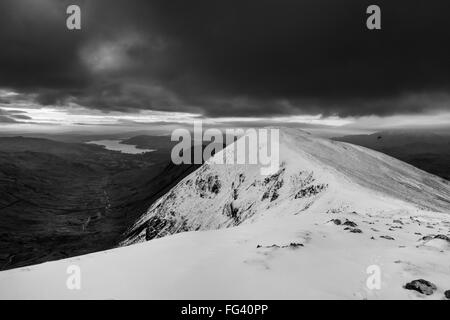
[87,140,155,154]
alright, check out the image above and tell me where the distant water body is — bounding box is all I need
[87,140,155,154]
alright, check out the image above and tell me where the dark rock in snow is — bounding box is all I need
[434,234,450,242]
[223,202,240,222]
[263,168,284,185]
[380,235,395,240]
[285,242,304,248]
[295,184,327,199]
[257,244,280,249]
[342,219,358,227]
[445,290,450,299]
[343,226,362,233]
[196,174,221,196]
[404,279,437,295]
[270,191,279,202]
[145,216,175,240]
[330,219,342,225]
[421,234,450,242]
[257,243,304,249]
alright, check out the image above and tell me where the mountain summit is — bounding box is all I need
[122,128,449,245]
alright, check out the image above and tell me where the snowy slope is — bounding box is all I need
[121,128,449,245]
[0,128,449,300]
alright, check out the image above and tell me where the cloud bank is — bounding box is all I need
[0,0,449,118]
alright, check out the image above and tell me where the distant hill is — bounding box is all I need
[121,135,176,151]
[0,136,107,155]
[333,130,450,180]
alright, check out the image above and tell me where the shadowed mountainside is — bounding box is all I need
[333,130,450,180]
[0,136,199,270]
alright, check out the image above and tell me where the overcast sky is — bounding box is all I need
[0,0,449,134]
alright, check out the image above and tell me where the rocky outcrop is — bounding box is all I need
[404,279,437,295]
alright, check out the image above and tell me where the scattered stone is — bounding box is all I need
[266,244,280,248]
[285,242,304,249]
[370,236,376,240]
[342,219,358,227]
[404,279,437,295]
[343,226,362,233]
[330,219,342,225]
[393,219,403,225]
[380,235,395,240]
[257,243,303,249]
[445,290,450,299]
[435,234,450,242]
[421,234,450,242]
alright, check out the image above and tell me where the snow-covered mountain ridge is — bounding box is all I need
[1,128,449,299]
[121,128,449,245]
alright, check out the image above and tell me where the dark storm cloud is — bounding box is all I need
[0,1,89,90]
[0,0,450,117]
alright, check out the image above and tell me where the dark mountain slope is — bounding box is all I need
[333,131,450,180]
[0,137,198,270]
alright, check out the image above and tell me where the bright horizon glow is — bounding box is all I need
[0,103,356,127]
[1,100,449,137]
